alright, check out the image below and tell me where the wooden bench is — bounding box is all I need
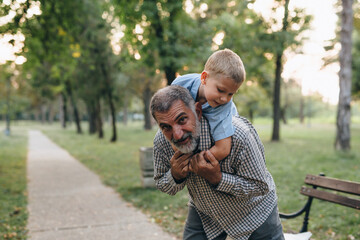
[279,173,360,233]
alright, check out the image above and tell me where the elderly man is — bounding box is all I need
[150,85,284,240]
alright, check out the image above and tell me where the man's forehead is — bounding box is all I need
[155,101,191,122]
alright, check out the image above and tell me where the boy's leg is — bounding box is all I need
[183,206,227,240]
[248,204,285,240]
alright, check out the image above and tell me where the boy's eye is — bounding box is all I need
[217,88,224,93]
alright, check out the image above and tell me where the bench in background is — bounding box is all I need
[279,173,360,233]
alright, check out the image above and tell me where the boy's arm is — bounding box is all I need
[209,136,231,161]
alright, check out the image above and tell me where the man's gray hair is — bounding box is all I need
[150,85,196,121]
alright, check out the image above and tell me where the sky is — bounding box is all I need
[254,0,340,104]
[286,0,339,105]
[1,0,340,104]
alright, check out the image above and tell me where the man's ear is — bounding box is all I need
[200,71,208,85]
[195,102,202,120]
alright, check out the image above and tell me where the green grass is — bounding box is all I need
[40,120,360,240]
[0,126,28,239]
[3,120,359,240]
[259,123,360,239]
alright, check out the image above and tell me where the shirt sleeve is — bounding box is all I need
[171,73,201,100]
[215,129,271,198]
[153,131,186,195]
[202,101,235,141]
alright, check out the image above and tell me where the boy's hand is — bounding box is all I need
[190,150,222,185]
[170,151,192,182]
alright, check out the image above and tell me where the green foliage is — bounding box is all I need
[234,78,336,122]
[0,0,321,125]
[0,0,31,34]
[0,126,28,239]
[0,64,33,121]
[234,81,270,120]
[20,0,84,107]
[73,0,118,102]
[113,0,213,84]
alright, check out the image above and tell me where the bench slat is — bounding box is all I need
[305,174,360,196]
[300,187,360,210]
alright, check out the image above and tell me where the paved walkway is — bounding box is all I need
[26,130,176,240]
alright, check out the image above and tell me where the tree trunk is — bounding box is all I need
[249,109,254,123]
[41,104,47,124]
[59,93,68,128]
[335,0,353,150]
[95,98,104,139]
[165,66,176,86]
[152,0,180,86]
[65,80,82,134]
[48,102,56,124]
[72,102,82,134]
[107,87,117,142]
[143,86,152,130]
[123,93,128,126]
[87,102,97,134]
[271,0,289,141]
[35,107,40,122]
[98,60,116,142]
[272,53,283,141]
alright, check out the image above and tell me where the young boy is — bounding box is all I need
[171,48,246,161]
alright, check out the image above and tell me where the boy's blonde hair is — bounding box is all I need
[204,48,246,85]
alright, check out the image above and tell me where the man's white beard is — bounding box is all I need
[172,118,201,154]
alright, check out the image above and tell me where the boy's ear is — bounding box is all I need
[195,102,202,120]
[200,71,208,85]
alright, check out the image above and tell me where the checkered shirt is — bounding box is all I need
[153,115,277,240]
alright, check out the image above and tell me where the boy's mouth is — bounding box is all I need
[213,100,221,106]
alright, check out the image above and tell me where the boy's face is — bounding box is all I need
[201,71,241,108]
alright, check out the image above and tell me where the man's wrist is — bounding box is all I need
[171,169,186,184]
[215,173,234,193]
[173,176,186,184]
[209,172,222,186]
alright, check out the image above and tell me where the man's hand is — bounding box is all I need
[190,150,222,185]
[170,151,192,183]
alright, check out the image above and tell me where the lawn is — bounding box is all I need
[1,120,359,240]
[40,120,359,240]
[0,126,28,239]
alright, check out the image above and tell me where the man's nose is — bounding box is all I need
[173,125,184,140]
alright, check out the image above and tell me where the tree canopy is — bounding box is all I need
[2,0,356,144]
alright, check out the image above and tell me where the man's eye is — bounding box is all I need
[161,126,171,131]
[178,117,187,124]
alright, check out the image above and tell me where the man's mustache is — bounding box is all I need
[172,132,192,144]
